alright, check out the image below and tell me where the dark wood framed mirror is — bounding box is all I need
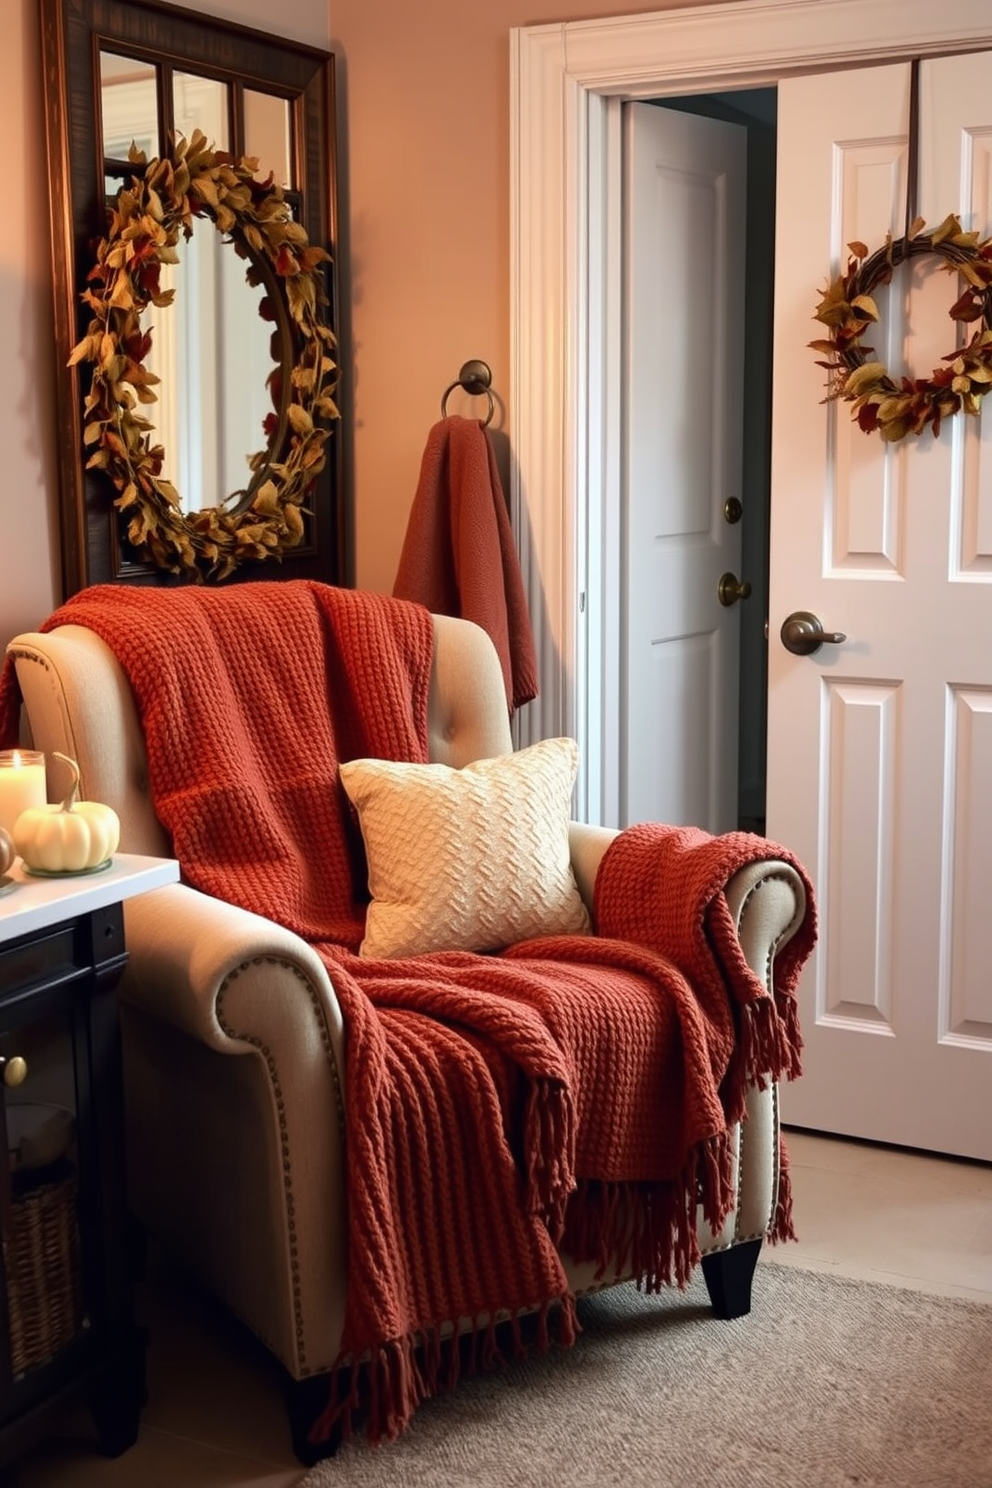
[39,0,344,595]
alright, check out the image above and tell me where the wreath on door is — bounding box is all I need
[809,55,992,444]
[809,214,992,442]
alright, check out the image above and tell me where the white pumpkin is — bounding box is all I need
[12,752,120,873]
[0,827,14,877]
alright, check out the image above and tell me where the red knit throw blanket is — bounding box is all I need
[0,583,815,1448]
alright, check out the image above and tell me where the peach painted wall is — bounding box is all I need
[0,1,60,651]
[331,0,723,595]
[0,0,331,659]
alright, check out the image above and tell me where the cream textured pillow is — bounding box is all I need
[339,737,591,958]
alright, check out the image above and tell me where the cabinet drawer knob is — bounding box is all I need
[2,1056,27,1087]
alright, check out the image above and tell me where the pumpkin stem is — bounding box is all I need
[52,752,81,813]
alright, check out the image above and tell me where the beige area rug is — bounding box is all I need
[298,1261,992,1488]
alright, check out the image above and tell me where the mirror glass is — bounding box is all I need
[100,50,158,181]
[100,53,274,516]
[174,72,229,153]
[244,90,293,189]
[149,230,279,513]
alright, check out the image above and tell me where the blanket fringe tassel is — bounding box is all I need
[561,1131,736,1294]
[721,994,803,1130]
[767,1133,797,1245]
[740,995,802,1092]
[524,1080,576,1242]
[309,1292,579,1450]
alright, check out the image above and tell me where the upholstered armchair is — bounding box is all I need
[7,603,811,1462]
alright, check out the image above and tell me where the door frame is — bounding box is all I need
[509,0,992,824]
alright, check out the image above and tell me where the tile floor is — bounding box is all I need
[3,1127,991,1487]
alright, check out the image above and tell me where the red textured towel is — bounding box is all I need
[393,416,539,713]
[0,582,813,1448]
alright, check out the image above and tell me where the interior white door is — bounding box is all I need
[623,103,746,832]
[768,56,992,1160]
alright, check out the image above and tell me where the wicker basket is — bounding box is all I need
[5,1162,83,1376]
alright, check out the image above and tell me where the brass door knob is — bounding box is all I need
[1,1056,27,1088]
[780,610,847,656]
[718,572,752,607]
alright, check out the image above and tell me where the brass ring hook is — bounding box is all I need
[440,359,495,426]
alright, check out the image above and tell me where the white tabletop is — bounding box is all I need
[0,853,180,945]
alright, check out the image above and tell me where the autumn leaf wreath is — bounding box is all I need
[810,213,992,442]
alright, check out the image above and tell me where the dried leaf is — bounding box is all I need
[876,396,906,422]
[286,404,314,435]
[283,504,304,541]
[850,294,880,321]
[949,288,983,321]
[843,361,887,396]
[930,213,963,246]
[193,174,220,209]
[252,480,280,515]
[68,335,100,367]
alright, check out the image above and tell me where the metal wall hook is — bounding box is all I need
[440,359,495,425]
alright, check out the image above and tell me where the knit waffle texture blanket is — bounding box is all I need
[0,582,815,1449]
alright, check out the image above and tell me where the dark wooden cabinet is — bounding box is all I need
[0,856,178,1467]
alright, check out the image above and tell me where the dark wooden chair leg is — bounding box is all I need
[700,1238,762,1319]
[88,1328,148,1457]
[285,1369,342,1466]
[124,1212,148,1284]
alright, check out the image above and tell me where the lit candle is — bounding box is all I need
[0,750,47,838]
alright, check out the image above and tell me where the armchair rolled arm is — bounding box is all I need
[568,822,616,909]
[120,881,347,1085]
[723,861,808,988]
[569,822,808,991]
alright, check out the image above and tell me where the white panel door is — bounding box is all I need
[768,57,992,1159]
[623,103,746,832]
